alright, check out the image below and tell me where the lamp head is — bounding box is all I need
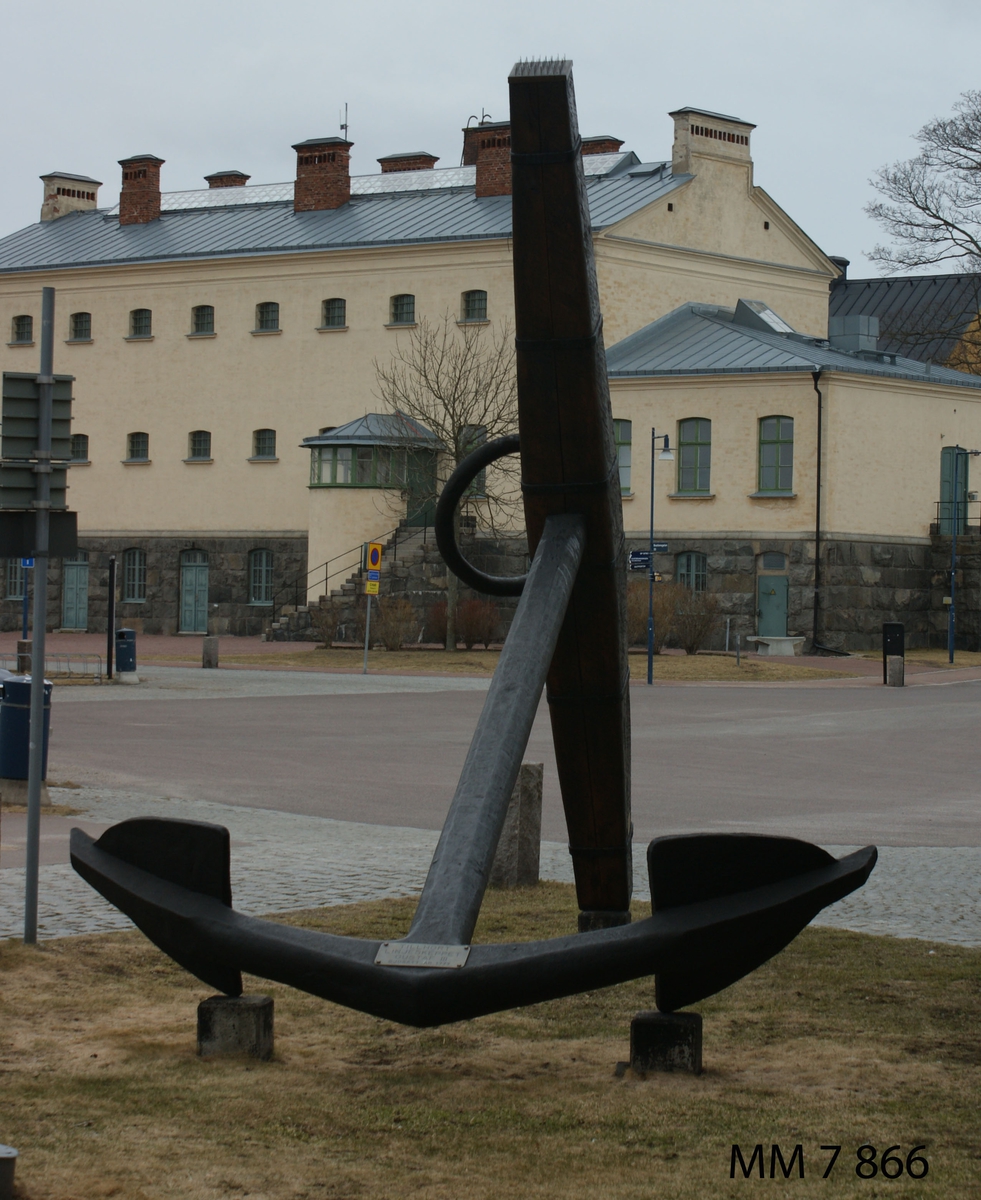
[658,434,674,462]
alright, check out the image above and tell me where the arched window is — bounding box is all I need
[461,290,487,322]
[678,418,711,493]
[389,294,415,325]
[123,548,147,602]
[129,309,152,338]
[255,302,279,331]
[127,432,149,461]
[676,551,707,591]
[192,305,214,334]
[252,429,277,459]
[71,434,89,462]
[758,416,794,492]
[613,419,632,493]
[187,430,212,460]
[249,549,273,605]
[69,312,91,341]
[321,298,346,328]
[11,315,33,343]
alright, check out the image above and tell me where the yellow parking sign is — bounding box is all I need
[367,542,383,570]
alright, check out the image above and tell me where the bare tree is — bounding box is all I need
[867,90,981,273]
[374,314,519,650]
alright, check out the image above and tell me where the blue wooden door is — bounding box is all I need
[62,552,89,630]
[179,551,209,632]
[939,446,969,534]
[757,576,788,637]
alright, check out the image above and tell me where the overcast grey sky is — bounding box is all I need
[2,0,978,275]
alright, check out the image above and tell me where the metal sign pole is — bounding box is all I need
[362,594,371,675]
[107,555,116,680]
[24,286,54,945]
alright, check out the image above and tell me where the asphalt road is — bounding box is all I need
[44,668,981,848]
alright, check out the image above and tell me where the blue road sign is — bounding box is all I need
[21,558,34,568]
[651,541,669,553]
[367,569,380,582]
[628,551,652,571]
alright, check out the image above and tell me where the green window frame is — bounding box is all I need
[758,416,794,492]
[130,309,152,338]
[127,431,149,461]
[252,428,277,459]
[123,548,147,602]
[188,430,212,460]
[249,549,273,605]
[71,434,89,462]
[11,315,33,343]
[677,418,711,493]
[322,298,346,327]
[6,559,25,600]
[676,551,707,591]
[69,311,91,340]
[312,445,409,487]
[255,302,279,331]
[390,294,415,325]
[461,290,487,322]
[613,419,632,494]
[192,305,215,334]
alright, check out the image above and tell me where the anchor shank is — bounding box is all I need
[405,513,585,946]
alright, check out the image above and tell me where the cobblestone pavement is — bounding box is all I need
[2,787,978,948]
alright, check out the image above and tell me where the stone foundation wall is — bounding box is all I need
[0,534,308,636]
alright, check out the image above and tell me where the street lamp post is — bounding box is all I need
[948,445,981,664]
[647,428,674,685]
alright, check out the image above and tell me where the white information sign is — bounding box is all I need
[374,942,471,969]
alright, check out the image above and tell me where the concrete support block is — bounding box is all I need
[629,1010,702,1074]
[0,1144,16,1200]
[15,640,31,675]
[0,778,50,807]
[197,994,273,1059]
[489,762,542,888]
[116,672,140,685]
[202,636,220,669]
[886,655,905,687]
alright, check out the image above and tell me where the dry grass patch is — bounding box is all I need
[886,648,981,670]
[1,884,978,1199]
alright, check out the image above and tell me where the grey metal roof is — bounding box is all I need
[829,273,980,365]
[606,302,981,389]
[669,106,754,127]
[301,412,440,448]
[0,158,684,273]
[40,171,103,185]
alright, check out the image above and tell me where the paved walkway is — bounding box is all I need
[2,786,978,948]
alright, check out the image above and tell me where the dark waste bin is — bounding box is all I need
[0,676,52,780]
[882,621,904,684]
[116,628,137,673]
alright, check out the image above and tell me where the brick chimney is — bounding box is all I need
[204,170,251,189]
[378,152,439,174]
[118,154,165,225]
[292,137,353,212]
[463,121,512,198]
[39,172,102,221]
[581,135,624,155]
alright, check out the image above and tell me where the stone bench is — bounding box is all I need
[745,636,806,657]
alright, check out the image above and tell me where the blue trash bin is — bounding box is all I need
[116,628,137,673]
[0,676,52,780]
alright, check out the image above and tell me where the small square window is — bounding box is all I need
[390,294,415,325]
[255,302,279,331]
[71,434,89,462]
[462,290,487,322]
[69,312,91,340]
[192,305,214,334]
[188,430,212,460]
[322,298,346,327]
[130,309,152,337]
[127,432,149,461]
[253,428,276,458]
[11,315,33,343]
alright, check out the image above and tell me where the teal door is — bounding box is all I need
[939,446,969,534]
[179,550,209,633]
[405,450,437,526]
[758,576,788,637]
[62,552,89,630]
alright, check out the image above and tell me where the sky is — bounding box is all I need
[2,0,979,276]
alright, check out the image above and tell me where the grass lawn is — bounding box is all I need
[136,645,851,684]
[1,883,977,1199]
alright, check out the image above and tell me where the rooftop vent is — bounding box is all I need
[118,154,165,225]
[204,170,251,189]
[828,314,879,354]
[377,152,439,174]
[39,171,102,222]
[669,106,754,176]
[292,136,353,212]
